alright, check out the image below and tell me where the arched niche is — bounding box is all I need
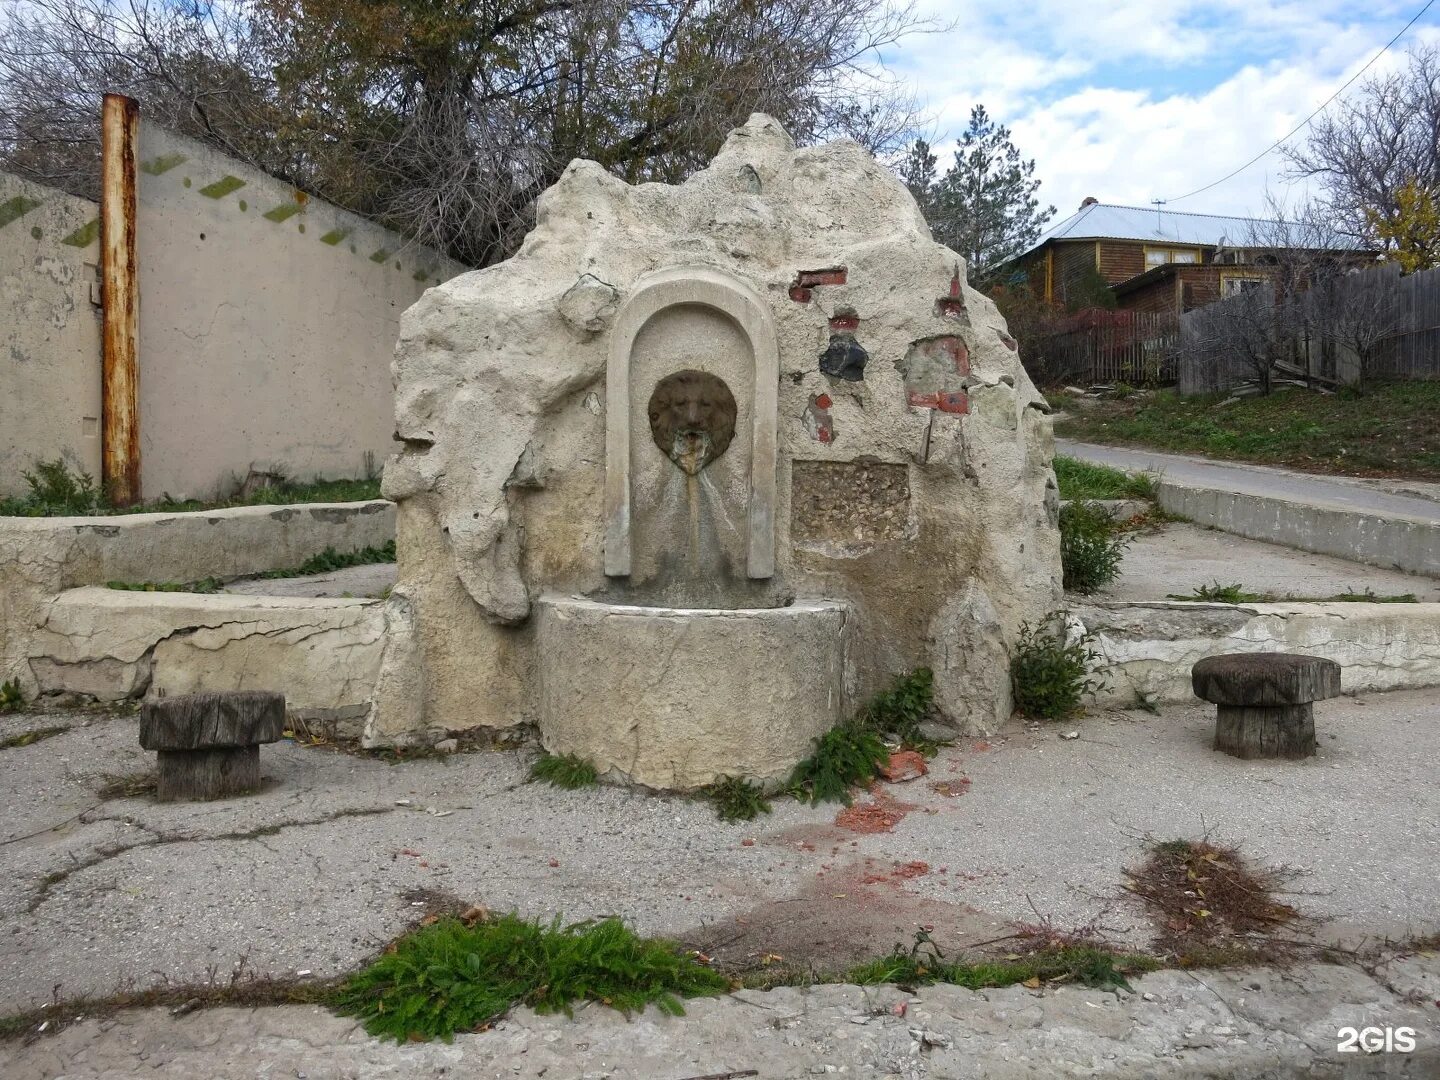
[604,265,778,579]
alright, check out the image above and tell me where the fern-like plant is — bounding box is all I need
[787,723,887,804]
[332,914,728,1042]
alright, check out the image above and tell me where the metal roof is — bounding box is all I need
[1030,202,1359,251]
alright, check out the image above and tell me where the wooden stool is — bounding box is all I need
[140,691,285,800]
[1192,653,1340,760]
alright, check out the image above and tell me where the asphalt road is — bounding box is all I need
[1057,440,1440,524]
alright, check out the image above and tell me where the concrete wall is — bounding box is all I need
[0,172,103,496]
[134,127,469,500]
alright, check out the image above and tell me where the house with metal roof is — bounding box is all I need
[1004,199,1370,316]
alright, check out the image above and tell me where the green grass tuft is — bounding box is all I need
[787,723,888,805]
[1323,589,1418,603]
[1,456,382,518]
[708,777,772,822]
[106,577,226,594]
[845,944,1152,994]
[1167,581,1266,604]
[1053,456,1157,501]
[1166,583,1422,604]
[528,752,598,789]
[331,913,729,1043]
[261,540,396,579]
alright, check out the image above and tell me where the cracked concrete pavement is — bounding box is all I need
[2,691,1439,1074]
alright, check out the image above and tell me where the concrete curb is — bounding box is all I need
[4,960,1438,1078]
[1155,479,1440,577]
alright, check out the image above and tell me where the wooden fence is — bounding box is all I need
[1043,310,1180,387]
[1178,262,1440,394]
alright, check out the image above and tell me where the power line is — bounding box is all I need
[1164,0,1438,204]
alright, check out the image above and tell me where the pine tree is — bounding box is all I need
[905,106,1054,282]
[898,138,937,214]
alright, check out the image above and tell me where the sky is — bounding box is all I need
[882,0,1440,228]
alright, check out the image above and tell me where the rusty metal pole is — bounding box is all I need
[100,93,141,506]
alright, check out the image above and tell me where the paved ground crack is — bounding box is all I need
[26,807,395,913]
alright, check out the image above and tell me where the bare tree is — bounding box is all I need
[1283,44,1440,248]
[0,0,287,201]
[1182,196,1392,394]
[1305,263,1403,388]
[1183,282,1289,395]
[0,0,931,265]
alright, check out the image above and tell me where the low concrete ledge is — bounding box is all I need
[26,587,385,735]
[1,500,393,692]
[1156,480,1440,577]
[0,499,394,587]
[1072,599,1440,707]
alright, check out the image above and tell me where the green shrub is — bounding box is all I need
[332,913,728,1042]
[0,459,104,516]
[709,777,771,822]
[787,723,888,804]
[0,679,24,713]
[857,667,935,748]
[528,752,598,789]
[1010,620,1106,721]
[1059,501,1129,593]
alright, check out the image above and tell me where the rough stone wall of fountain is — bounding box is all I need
[367,115,1062,788]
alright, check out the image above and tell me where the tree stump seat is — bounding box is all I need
[1192,653,1340,760]
[139,691,286,800]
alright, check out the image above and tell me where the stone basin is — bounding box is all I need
[534,594,849,790]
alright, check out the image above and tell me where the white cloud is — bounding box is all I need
[884,3,1440,222]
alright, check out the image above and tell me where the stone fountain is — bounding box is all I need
[365,115,1062,789]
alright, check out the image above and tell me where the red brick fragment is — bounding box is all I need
[796,267,847,287]
[879,750,928,783]
[789,285,812,303]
